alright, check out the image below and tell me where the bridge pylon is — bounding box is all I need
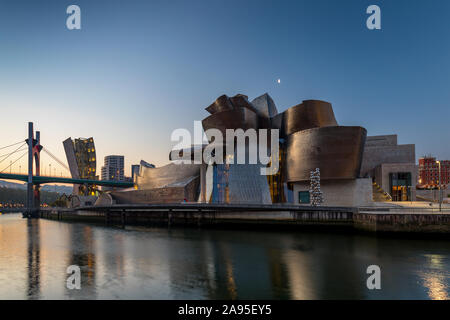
[24,122,42,218]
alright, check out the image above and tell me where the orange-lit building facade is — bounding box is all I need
[418,156,450,187]
[63,137,98,195]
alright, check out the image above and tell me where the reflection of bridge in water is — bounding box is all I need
[0,122,133,217]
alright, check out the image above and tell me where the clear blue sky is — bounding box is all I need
[0,0,449,176]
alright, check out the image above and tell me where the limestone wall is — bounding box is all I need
[374,163,417,200]
[361,144,415,177]
[360,134,415,177]
[293,178,373,207]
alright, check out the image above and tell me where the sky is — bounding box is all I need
[0,0,449,177]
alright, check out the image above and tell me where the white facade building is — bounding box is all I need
[101,155,125,181]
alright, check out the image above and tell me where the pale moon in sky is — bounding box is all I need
[277,79,281,84]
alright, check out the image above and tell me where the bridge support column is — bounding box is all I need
[33,184,41,210]
[24,122,41,218]
[25,122,35,218]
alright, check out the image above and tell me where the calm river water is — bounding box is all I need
[0,213,448,299]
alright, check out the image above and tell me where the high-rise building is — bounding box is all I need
[131,165,140,181]
[418,156,450,187]
[101,155,125,181]
[63,137,97,195]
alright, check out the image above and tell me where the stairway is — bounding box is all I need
[372,182,392,202]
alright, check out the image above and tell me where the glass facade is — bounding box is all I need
[211,164,230,203]
[389,172,412,201]
[210,159,272,204]
[73,138,96,180]
[73,138,98,195]
[208,141,291,204]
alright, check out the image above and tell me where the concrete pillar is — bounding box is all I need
[33,184,41,209]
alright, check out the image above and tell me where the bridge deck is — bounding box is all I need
[0,173,134,187]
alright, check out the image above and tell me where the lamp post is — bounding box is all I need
[436,160,442,212]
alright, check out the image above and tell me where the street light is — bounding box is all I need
[436,160,442,212]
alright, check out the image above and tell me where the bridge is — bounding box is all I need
[0,172,133,188]
[0,122,134,217]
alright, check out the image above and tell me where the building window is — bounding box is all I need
[298,191,310,204]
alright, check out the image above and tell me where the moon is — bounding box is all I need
[277,79,281,84]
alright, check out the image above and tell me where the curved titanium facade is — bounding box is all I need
[202,94,262,137]
[202,105,259,138]
[113,93,368,205]
[277,100,338,136]
[199,93,367,203]
[135,162,200,190]
[285,126,367,182]
[107,162,202,204]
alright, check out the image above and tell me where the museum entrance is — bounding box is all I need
[389,172,412,201]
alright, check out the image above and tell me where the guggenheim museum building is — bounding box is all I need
[100,92,397,208]
[100,93,416,207]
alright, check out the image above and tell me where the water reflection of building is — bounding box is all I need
[282,249,316,299]
[164,230,297,299]
[96,232,126,288]
[164,230,222,299]
[421,254,449,300]
[65,225,97,299]
[200,230,374,300]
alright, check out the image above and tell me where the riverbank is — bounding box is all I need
[39,204,450,235]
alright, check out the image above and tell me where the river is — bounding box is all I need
[0,213,448,299]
